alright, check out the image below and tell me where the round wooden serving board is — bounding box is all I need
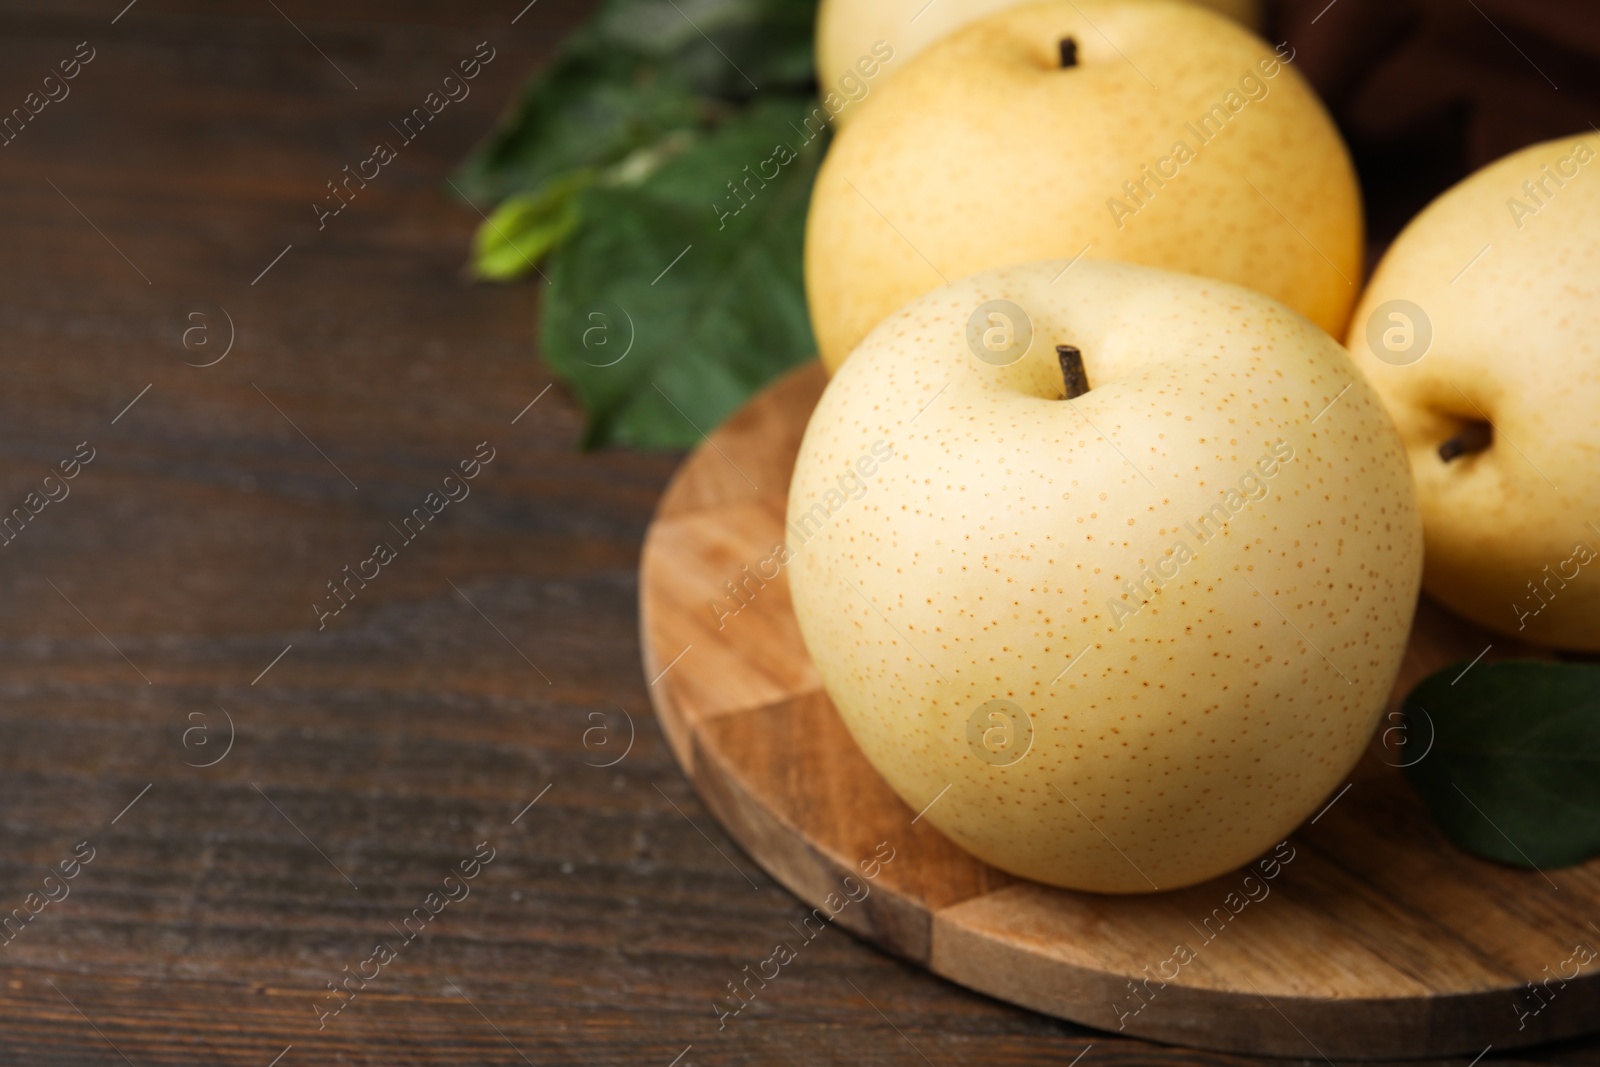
[639,362,1600,1059]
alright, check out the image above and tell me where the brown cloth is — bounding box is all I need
[1271,0,1600,253]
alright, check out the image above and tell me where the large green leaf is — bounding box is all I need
[1403,660,1600,869]
[592,0,816,97]
[540,97,826,449]
[452,0,816,204]
[451,44,702,205]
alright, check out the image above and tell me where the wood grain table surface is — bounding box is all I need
[0,2,1595,1065]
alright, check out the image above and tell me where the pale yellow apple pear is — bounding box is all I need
[817,0,1263,117]
[787,259,1421,892]
[806,0,1363,374]
[1346,135,1600,651]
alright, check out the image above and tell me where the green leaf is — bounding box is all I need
[451,0,826,447]
[451,44,703,205]
[591,0,817,97]
[539,96,827,449]
[1402,660,1600,869]
[451,0,817,205]
[471,171,593,281]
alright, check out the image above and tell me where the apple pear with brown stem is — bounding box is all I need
[1346,135,1600,652]
[805,0,1364,374]
[787,259,1421,892]
[815,0,1264,125]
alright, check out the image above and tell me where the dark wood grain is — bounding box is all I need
[0,3,1597,1066]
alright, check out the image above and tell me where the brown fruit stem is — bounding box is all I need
[1059,37,1078,68]
[1439,421,1492,462]
[1058,345,1090,400]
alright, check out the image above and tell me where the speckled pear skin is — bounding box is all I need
[786,259,1421,893]
[806,0,1363,374]
[1345,136,1600,652]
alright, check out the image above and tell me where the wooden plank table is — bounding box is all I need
[0,2,1595,1065]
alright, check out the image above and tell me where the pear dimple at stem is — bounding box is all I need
[1439,421,1492,463]
[1057,345,1090,400]
[1059,36,1078,69]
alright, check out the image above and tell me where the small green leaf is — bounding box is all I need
[1402,660,1600,869]
[539,97,827,449]
[471,171,593,281]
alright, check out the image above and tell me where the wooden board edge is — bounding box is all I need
[684,701,940,964]
[928,899,1600,1059]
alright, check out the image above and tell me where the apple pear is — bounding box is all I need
[805,0,1363,374]
[1346,135,1600,651]
[786,259,1421,892]
[817,0,1263,121]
